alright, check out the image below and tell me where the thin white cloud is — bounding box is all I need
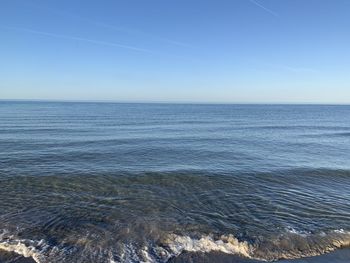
[89,20,193,48]
[249,0,279,17]
[284,66,318,73]
[1,26,152,53]
[26,3,192,48]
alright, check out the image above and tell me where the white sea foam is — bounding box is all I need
[160,229,350,262]
[106,234,252,263]
[0,240,43,263]
[285,227,311,237]
[1,229,350,263]
[113,243,162,263]
[334,229,347,234]
[0,229,49,263]
[162,234,252,259]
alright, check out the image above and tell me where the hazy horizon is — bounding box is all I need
[2,98,350,105]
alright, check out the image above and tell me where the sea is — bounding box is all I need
[0,101,349,263]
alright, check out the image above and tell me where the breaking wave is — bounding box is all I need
[1,228,350,262]
[160,234,252,259]
[160,229,350,262]
[0,231,45,263]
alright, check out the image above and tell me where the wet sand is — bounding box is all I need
[169,248,350,263]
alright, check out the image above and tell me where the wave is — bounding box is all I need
[160,229,350,262]
[1,229,350,263]
[160,234,252,259]
[0,237,44,263]
[252,229,350,261]
[303,132,350,138]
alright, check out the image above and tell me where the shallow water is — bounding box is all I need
[0,102,349,262]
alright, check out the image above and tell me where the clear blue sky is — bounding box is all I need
[1,0,349,103]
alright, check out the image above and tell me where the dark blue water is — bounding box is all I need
[0,102,349,263]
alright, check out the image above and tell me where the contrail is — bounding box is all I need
[249,0,279,17]
[25,3,192,48]
[83,19,193,48]
[1,26,152,53]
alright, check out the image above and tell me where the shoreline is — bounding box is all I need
[169,248,350,263]
[1,248,349,263]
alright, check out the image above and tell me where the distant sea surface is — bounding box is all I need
[0,102,349,263]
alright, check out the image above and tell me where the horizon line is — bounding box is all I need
[0,99,349,106]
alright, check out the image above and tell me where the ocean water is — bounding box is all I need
[0,101,349,263]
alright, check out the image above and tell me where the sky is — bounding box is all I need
[0,0,350,103]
